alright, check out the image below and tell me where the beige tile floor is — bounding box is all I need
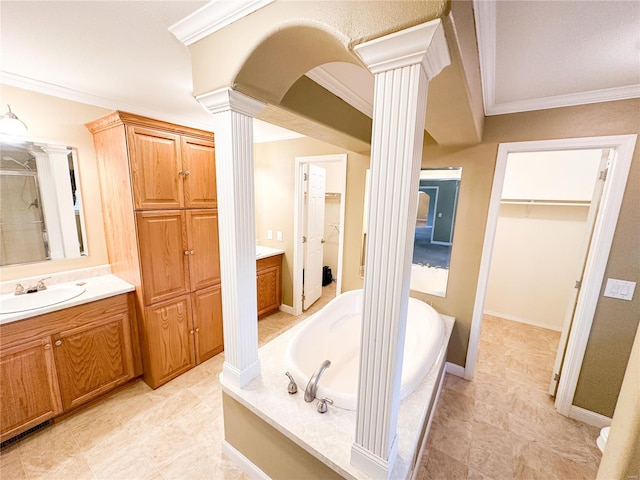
[417,314,603,479]
[1,294,602,480]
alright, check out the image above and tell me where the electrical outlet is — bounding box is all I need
[277,231,283,242]
[267,229,273,240]
[603,278,636,301]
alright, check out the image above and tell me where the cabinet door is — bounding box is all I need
[128,126,183,210]
[143,296,195,388]
[137,210,190,305]
[1,337,62,442]
[256,256,282,319]
[52,313,134,411]
[192,285,224,364]
[186,210,221,291]
[182,137,216,208]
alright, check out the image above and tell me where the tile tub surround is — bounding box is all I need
[221,310,455,480]
[0,273,134,324]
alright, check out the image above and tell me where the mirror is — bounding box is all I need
[411,167,461,296]
[0,141,87,266]
[361,167,462,297]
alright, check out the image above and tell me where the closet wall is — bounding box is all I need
[314,161,343,279]
[484,150,602,331]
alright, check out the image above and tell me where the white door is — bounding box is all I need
[548,150,610,395]
[303,164,326,310]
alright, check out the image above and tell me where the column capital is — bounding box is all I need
[197,87,265,117]
[354,18,450,79]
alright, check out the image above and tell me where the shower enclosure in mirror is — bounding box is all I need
[361,167,461,297]
[0,141,87,266]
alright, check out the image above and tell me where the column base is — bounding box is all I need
[350,437,398,480]
[222,360,261,388]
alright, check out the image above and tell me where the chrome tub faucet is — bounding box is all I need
[304,359,331,403]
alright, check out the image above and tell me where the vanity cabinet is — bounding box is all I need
[256,254,283,319]
[0,337,62,442]
[87,112,222,389]
[0,294,137,442]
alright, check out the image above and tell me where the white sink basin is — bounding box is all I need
[0,284,86,314]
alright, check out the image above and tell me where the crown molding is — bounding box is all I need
[169,0,275,47]
[354,19,450,78]
[305,67,373,118]
[1,71,215,132]
[473,0,640,116]
[487,84,640,116]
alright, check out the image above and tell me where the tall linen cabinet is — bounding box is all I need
[87,112,223,389]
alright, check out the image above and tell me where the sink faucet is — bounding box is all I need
[304,359,331,402]
[15,277,50,295]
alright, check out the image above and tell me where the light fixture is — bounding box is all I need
[0,105,30,138]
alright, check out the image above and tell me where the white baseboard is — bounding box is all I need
[221,440,271,480]
[446,362,465,377]
[569,406,612,429]
[483,310,563,332]
[279,304,294,315]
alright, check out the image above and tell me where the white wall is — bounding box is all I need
[485,149,602,331]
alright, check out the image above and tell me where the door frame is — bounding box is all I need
[465,134,636,418]
[293,154,347,316]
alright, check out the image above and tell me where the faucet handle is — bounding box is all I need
[285,372,298,394]
[14,283,25,295]
[36,277,51,291]
[317,397,333,414]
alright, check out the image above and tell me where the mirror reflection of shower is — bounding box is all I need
[410,167,462,297]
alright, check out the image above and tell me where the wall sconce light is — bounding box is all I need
[0,105,30,138]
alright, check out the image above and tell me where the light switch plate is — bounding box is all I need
[267,230,273,240]
[277,231,283,242]
[603,278,636,301]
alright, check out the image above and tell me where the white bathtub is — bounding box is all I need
[284,289,445,410]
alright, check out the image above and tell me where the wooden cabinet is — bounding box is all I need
[87,112,222,389]
[256,254,283,319]
[52,312,134,411]
[0,294,137,442]
[0,337,62,442]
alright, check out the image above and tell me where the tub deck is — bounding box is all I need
[220,312,454,479]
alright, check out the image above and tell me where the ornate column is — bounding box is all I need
[350,20,450,478]
[197,87,265,388]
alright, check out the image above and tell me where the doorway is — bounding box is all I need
[466,135,636,420]
[293,154,347,315]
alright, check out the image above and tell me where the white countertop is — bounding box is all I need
[222,311,454,479]
[0,274,135,324]
[256,245,284,260]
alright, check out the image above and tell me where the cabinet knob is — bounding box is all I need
[184,171,190,176]
[189,329,194,335]
[44,343,51,350]
[178,170,184,176]
[55,340,62,346]
[195,328,200,333]
[184,250,190,256]
[190,250,195,255]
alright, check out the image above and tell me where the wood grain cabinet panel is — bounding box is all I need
[0,337,62,442]
[256,255,283,319]
[136,210,190,305]
[128,126,183,210]
[182,137,216,208]
[192,284,224,364]
[52,313,134,411]
[143,296,195,387]
[187,210,221,291]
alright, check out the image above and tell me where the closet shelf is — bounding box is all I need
[500,199,591,207]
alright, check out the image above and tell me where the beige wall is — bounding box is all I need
[0,85,111,281]
[484,204,589,331]
[254,137,368,306]
[419,99,639,416]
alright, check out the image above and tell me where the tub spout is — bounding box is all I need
[304,359,331,402]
